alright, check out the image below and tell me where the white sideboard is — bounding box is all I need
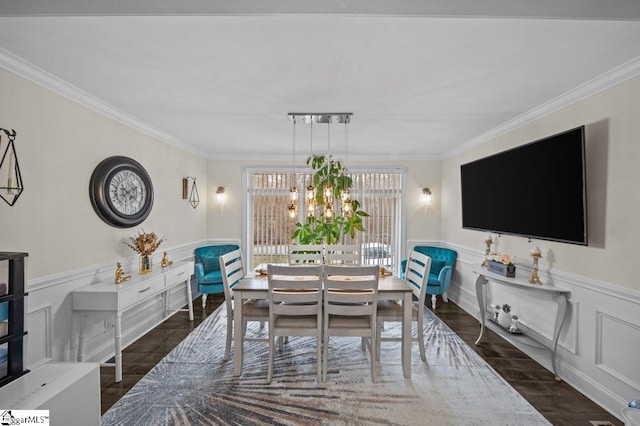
[0,362,100,425]
[72,261,194,382]
[473,266,570,380]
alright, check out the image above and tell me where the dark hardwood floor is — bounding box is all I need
[100,294,622,425]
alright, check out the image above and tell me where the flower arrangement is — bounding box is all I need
[126,230,166,257]
[487,253,516,277]
[487,253,514,266]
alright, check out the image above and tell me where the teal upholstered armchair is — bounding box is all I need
[194,244,240,308]
[400,246,457,309]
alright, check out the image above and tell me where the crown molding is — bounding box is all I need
[0,47,208,158]
[3,44,640,163]
[442,54,640,159]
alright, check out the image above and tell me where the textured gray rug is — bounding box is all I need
[102,304,550,425]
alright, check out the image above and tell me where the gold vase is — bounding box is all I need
[139,255,152,274]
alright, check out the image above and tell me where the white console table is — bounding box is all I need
[473,266,570,380]
[72,261,194,382]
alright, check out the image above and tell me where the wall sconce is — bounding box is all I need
[182,176,200,209]
[422,187,432,204]
[0,128,24,206]
[216,186,225,203]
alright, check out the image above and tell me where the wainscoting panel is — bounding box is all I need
[25,304,52,368]
[430,239,640,421]
[24,238,239,368]
[595,311,640,391]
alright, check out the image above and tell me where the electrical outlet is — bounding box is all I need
[589,421,615,426]
[103,319,115,330]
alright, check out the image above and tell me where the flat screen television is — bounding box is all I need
[460,126,587,245]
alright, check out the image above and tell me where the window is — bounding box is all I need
[245,167,405,271]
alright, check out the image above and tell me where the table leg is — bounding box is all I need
[402,291,412,379]
[185,279,194,321]
[233,291,244,376]
[114,312,123,383]
[474,274,487,345]
[77,312,87,362]
[551,293,568,381]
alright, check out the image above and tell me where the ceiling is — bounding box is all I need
[2,1,640,161]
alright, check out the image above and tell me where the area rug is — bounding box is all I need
[102,305,550,425]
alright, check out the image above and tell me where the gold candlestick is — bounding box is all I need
[481,234,493,266]
[529,246,542,285]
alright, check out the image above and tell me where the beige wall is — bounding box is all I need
[206,159,442,245]
[10,55,636,292]
[0,68,208,279]
[441,74,640,291]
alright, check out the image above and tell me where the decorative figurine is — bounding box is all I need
[161,251,173,268]
[493,304,501,322]
[497,304,513,329]
[509,315,520,333]
[529,246,543,285]
[114,262,131,284]
[481,234,493,266]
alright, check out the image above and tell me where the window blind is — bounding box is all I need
[247,169,403,271]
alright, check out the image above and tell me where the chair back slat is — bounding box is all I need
[404,250,431,304]
[268,264,323,316]
[325,244,361,265]
[288,244,324,264]
[323,265,379,316]
[219,249,245,305]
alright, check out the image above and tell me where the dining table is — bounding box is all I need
[232,265,414,379]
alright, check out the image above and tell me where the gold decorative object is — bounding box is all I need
[161,251,173,268]
[114,262,131,284]
[182,176,200,209]
[529,246,543,285]
[481,234,493,266]
[126,230,166,274]
[139,256,152,274]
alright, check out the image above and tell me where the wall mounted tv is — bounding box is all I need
[460,126,587,245]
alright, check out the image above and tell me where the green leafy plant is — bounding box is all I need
[291,154,369,244]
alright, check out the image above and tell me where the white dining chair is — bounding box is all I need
[376,250,431,361]
[288,244,324,264]
[322,264,380,383]
[219,249,269,362]
[267,264,324,384]
[324,244,361,265]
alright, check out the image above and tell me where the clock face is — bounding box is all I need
[89,156,154,228]
[108,170,147,215]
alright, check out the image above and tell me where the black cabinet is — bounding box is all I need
[0,252,28,387]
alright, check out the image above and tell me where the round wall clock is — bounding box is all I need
[89,156,154,228]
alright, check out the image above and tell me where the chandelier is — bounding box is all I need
[287,113,353,221]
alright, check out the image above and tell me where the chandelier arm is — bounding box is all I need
[328,120,330,155]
